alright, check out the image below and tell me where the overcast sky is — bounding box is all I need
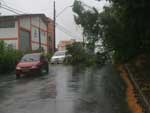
[0,0,107,46]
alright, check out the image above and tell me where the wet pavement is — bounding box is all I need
[0,64,131,113]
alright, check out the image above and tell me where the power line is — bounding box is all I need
[0,2,26,14]
[47,21,80,39]
[56,5,73,17]
[2,4,27,14]
[56,23,80,38]
[0,6,20,14]
[0,1,80,40]
[0,0,29,13]
[56,25,77,39]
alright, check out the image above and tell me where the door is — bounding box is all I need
[20,30,30,51]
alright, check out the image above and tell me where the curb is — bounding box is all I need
[124,64,150,113]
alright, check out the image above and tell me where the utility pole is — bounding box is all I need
[53,0,56,52]
[83,32,85,47]
[39,18,41,50]
[0,2,1,16]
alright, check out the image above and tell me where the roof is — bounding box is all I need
[0,14,50,23]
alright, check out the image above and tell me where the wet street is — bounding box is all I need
[0,64,131,113]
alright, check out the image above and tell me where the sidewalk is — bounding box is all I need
[125,62,150,113]
[118,65,143,113]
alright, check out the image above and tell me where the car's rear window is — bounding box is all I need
[54,51,65,56]
[21,54,40,62]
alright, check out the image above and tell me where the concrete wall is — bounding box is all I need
[0,21,18,38]
[0,15,49,52]
[31,16,48,52]
[40,30,48,52]
[6,40,18,49]
[32,16,40,27]
[31,26,40,50]
[39,18,47,30]
[0,21,18,49]
[20,17,30,30]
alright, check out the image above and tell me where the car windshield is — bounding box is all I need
[21,54,40,62]
[54,51,65,56]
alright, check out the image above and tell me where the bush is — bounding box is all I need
[0,41,23,74]
[95,52,107,65]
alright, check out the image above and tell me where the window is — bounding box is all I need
[0,21,15,28]
[41,31,46,37]
[8,44,15,49]
[21,54,40,62]
[34,29,38,38]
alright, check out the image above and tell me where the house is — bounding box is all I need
[0,14,54,53]
[57,39,76,51]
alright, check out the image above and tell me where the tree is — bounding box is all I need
[98,0,150,61]
[73,0,100,53]
[73,0,150,62]
[66,42,87,65]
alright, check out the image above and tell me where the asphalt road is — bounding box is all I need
[0,64,131,113]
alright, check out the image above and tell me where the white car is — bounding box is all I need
[51,51,67,64]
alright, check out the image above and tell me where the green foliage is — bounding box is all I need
[66,42,106,66]
[73,0,100,52]
[66,42,86,65]
[98,0,150,62]
[0,41,23,74]
[45,52,53,62]
[73,0,150,62]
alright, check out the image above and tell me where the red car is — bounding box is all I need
[16,53,49,78]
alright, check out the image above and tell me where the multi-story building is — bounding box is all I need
[0,14,54,53]
[57,39,76,51]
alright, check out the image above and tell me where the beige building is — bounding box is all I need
[0,14,54,53]
[57,39,76,51]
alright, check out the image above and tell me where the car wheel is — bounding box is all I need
[46,65,49,74]
[40,67,44,75]
[40,66,48,75]
[16,74,21,79]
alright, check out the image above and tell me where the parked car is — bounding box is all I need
[51,51,71,64]
[16,53,49,78]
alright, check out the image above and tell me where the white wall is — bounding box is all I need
[0,16,48,52]
[4,40,18,49]
[39,18,47,30]
[40,30,47,52]
[32,16,47,30]
[31,16,48,52]
[32,16,40,27]
[31,26,40,50]
[0,21,18,49]
[20,17,30,30]
[0,21,18,38]
[32,27,39,41]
